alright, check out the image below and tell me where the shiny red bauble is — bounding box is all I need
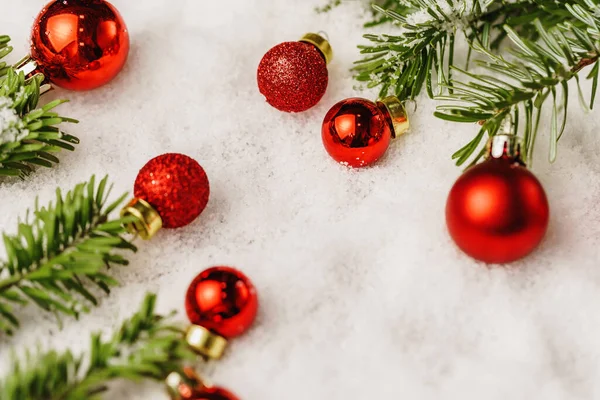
[322,98,393,168]
[185,267,258,339]
[186,387,240,400]
[446,156,549,264]
[31,0,129,91]
[258,34,330,112]
[134,153,210,229]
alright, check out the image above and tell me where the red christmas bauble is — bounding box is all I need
[322,98,393,168]
[187,387,240,400]
[185,267,258,339]
[257,41,328,112]
[446,157,549,264]
[134,153,210,229]
[31,0,129,91]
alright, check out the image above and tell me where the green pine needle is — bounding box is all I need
[0,35,12,77]
[435,0,600,165]
[0,293,195,400]
[0,68,79,177]
[0,175,138,335]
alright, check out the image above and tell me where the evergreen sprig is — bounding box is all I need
[435,0,600,165]
[0,68,79,177]
[0,293,195,400]
[0,35,12,77]
[353,0,585,101]
[0,175,137,335]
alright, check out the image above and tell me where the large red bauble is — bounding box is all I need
[446,158,549,264]
[322,98,393,168]
[185,267,258,339]
[134,153,210,229]
[187,387,240,400]
[257,41,328,112]
[31,0,129,91]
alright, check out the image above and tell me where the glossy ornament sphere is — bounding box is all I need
[322,98,393,168]
[134,153,210,229]
[446,157,549,264]
[257,40,328,112]
[185,267,258,339]
[187,387,240,400]
[31,0,129,91]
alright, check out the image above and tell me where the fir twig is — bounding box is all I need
[0,35,12,77]
[0,68,79,177]
[0,175,138,335]
[435,0,600,165]
[0,293,195,400]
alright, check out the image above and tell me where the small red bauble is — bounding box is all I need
[322,96,409,168]
[446,135,550,264]
[134,153,210,229]
[257,33,332,112]
[185,267,258,339]
[31,0,129,91]
[186,387,240,400]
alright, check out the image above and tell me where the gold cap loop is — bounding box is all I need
[166,368,210,400]
[299,32,333,64]
[377,96,410,138]
[185,325,228,360]
[486,134,526,165]
[120,198,163,240]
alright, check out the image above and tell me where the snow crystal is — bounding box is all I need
[0,96,27,145]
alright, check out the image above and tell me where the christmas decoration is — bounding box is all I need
[166,367,240,400]
[0,152,211,334]
[257,33,332,112]
[322,96,409,167]
[184,267,258,359]
[21,0,129,91]
[446,134,549,264]
[0,36,78,177]
[0,176,136,335]
[342,0,600,165]
[122,153,210,237]
[0,294,196,400]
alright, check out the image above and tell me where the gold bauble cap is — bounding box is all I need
[166,368,210,400]
[486,134,526,164]
[185,325,228,360]
[299,32,333,64]
[120,198,163,240]
[377,96,410,138]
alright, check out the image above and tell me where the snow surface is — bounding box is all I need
[1,0,600,399]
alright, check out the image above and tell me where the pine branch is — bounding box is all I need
[317,0,405,27]
[1,69,79,177]
[0,293,195,400]
[435,0,600,166]
[0,175,138,335]
[0,35,12,77]
[353,0,586,100]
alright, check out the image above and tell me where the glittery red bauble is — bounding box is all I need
[322,98,393,168]
[185,267,258,339]
[31,0,129,91]
[446,158,549,264]
[134,153,210,229]
[257,41,328,112]
[187,387,240,400]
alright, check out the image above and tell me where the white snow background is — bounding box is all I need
[1,0,600,399]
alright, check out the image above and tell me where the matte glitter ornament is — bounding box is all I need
[184,267,258,359]
[446,134,550,264]
[16,0,129,91]
[121,153,210,239]
[257,32,333,112]
[166,367,240,400]
[322,96,410,167]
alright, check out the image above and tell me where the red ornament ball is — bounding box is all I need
[322,98,393,168]
[187,387,240,400]
[446,158,549,264]
[31,0,129,91]
[134,153,210,229]
[185,267,258,339]
[257,41,328,112]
